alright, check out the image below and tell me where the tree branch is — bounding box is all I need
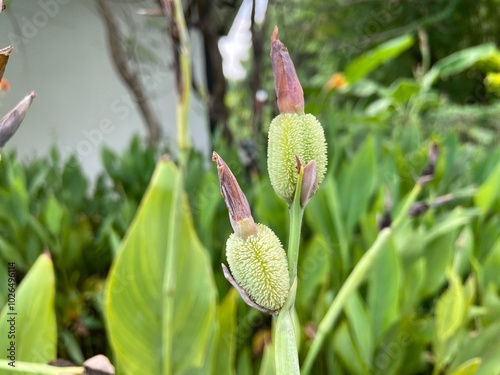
[97,0,162,147]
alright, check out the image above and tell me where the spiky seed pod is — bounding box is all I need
[226,223,289,311]
[267,113,327,201]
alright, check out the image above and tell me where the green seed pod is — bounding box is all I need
[226,223,289,311]
[267,113,327,201]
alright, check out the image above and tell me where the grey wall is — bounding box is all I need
[0,0,209,179]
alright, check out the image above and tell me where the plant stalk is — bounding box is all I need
[275,172,304,375]
[160,0,191,373]
[288,172,304,283]
[172,0,192,169]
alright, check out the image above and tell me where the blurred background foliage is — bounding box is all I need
[1,0,500,374]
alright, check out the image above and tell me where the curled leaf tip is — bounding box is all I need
[213,151,257,239]
[270,27,304,114]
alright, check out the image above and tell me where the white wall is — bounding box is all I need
[0,0,209,179]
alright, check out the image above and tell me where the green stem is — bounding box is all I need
[173,0,192,169]
[275,174,305,375]
[275,279,300,375]
[163,2,191,371]
[301,183,422,374]
[288,175,304,283]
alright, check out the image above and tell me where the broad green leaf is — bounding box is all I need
[368,240,400,344]
[435,270,465,342]
[0,253,56,363]
[422,43,496,89]
[474,161,500,218]
[105,160,217,375]
[344,35,414,83]
[212,290,238,375]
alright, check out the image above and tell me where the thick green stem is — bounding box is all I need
[275,279,300,375]
[301,183,422,374]
[275,174,304,375]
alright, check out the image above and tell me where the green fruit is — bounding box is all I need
[267,113,327,201]
[226,223,289,311]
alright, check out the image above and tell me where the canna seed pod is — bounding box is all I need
[214,151,290,313]
[267,113,327,201]
[226,223,289,311]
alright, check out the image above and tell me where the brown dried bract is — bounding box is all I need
[213,151,257,239]
[270,27,304,114]
[0,45,13,82]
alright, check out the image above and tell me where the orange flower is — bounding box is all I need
[325,73,347,90]
[0,78,10,92]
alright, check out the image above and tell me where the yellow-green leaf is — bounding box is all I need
[435,270,465,342]
[451,358,481,375]
[0,253,56,364]
[105,159,217,375]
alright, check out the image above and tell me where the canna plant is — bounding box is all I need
[213,27,328,374]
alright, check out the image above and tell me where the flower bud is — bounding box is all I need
[213,151,257,239]
[226,223,289,311]
[267,113,327,201]
[270,27,304,114]
[0,91,36,148]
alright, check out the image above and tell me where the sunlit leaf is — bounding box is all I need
[344,35,414,83]
[105,159,217,375]
[422,43,496,89]
[436,270,465,342]
[0,253,56,364]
